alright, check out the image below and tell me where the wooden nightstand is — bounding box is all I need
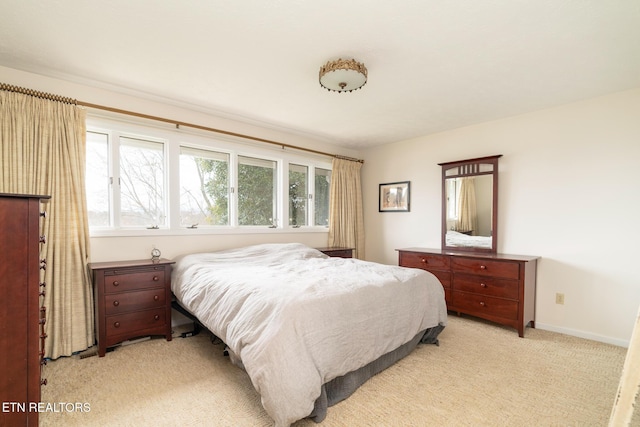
[89,259,174,357]
[316,247,354,258]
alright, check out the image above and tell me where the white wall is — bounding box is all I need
[1,66,359,261]
[362,88,640,346]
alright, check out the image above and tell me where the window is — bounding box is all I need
[179,147,230,226]
[238,155,277,227]
[119,137,166,227]
[86,131,111,227]
[85,117,331,234]
[289,164,308,227]
[314,167,331,226]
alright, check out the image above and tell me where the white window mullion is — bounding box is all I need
[229,152,238,227]
[111,131,122,229]
[308,165,316,227]
[278,159,287,229]
[168,139,181,229]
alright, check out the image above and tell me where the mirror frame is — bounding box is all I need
[439,155,502,254]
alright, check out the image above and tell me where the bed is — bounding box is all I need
[171,243,447,426]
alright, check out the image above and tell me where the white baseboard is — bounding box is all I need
[536,322,629,348]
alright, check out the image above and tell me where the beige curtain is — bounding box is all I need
[328,158,365,259]
[456,177,477,233]
[0,90,94,359]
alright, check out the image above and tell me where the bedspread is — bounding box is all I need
[171,243,447,426]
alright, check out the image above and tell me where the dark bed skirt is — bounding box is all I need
[308,323,446,423]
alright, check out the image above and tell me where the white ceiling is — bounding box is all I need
[1,1,639,149]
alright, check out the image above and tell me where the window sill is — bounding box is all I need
[89,226,330,238]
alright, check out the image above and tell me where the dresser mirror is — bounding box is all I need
[439,155,502,253]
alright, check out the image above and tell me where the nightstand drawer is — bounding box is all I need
[452,273,518,299]
[104,270,165,294]
[105,308,167,336]
[325,249,353,258]
[104,288,166,315]
[317,247,354,258]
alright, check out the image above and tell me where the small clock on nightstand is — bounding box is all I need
[151,247,161,262]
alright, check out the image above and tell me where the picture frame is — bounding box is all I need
[379,181,410,212]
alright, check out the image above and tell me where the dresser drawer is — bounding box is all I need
[451,258,519,280]
[103,270,165,294]
[451,291,518,320]
[104,288,166,315]
[429,270,451,288]
[400,252,450,271]
[105,307,167,336]
[452,273,518,299]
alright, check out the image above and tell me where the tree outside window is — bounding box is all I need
[238,156,277,226]
[180,147,229,226]
[119,137,166,227]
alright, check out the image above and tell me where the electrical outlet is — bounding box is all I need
[555,293,565,305]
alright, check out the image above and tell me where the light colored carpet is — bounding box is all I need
[40,315,634,427]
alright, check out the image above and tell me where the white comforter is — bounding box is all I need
[171,243,447,426]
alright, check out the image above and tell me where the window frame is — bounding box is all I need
[178,145,232,228]
[86,115,332,237]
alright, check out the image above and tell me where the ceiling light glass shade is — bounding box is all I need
[319,58,368,93]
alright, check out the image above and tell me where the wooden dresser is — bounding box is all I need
[89,259,174,357]
[398,248,538,337]
[0,193,49,426]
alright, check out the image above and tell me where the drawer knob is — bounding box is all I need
[154,315,160,321]
[153,295,159,301]
[479,301,486,306]
[40,235,47,244]
[40,281,46,288]
[113,281,120,287]
[41,378,48,386]
[113,300,120,307]
[40,211,47,218]
[153,276,159,281]
[480,265,487,270]
[421,258,427,264]
[480,283,487,288]
[40,333,48,339]
[39,318,46,325]
[39,290,46,297]
[114,322,121,328]
[41,359,47,366]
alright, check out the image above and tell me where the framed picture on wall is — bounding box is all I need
[379,181,410,212]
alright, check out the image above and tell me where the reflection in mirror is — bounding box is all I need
[439,155,501,253]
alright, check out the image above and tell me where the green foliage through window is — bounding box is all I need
[238,156,277,226]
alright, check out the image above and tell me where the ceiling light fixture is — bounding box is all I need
[319,58,368,93]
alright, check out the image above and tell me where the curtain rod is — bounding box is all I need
[1,82,364,164]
